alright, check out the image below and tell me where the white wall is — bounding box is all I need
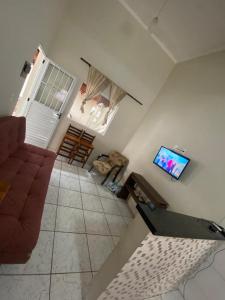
[0,0,70,116]
[48,0,174,157]
[123,50,225,222]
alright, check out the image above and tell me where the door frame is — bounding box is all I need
[25,58,76,117]
[25,57,77,147]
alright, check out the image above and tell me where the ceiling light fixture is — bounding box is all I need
[148,0,169,32]
[148,0,177,62]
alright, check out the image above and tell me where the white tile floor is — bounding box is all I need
[0,158,133,300]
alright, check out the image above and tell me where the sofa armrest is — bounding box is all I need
[0,213,41,254]
[0,215,18,251]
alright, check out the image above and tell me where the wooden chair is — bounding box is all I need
[80,131,95,144]
[67,125,83,137]
[57,124,83,159]
[69,131,95,167]
[69,143,94,167]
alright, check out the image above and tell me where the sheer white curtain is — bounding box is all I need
[80,66,110,113]
[102,83,126,125]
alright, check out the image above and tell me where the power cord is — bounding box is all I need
[182,246,225,299]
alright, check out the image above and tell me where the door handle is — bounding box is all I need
[56,113,62,119]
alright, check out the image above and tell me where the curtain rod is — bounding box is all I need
[80,57,143,106]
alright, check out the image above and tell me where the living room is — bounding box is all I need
[1,1,225,300]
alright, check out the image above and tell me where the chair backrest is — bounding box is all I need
[80,131,95,144]
[108,151,129,167]
[67,124,83,137]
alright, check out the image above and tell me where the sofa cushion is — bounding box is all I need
[0,144,56,219]
[0,116,25,165]
[93,160,112,175]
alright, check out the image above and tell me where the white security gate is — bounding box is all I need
[25,59,75,148]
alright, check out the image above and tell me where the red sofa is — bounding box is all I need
[0,116,56,263]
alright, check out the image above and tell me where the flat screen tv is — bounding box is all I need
[153,146,190,180]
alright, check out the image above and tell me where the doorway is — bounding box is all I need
[13,46,46,117]
[14,46,76,148]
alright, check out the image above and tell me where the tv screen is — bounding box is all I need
[153,146,190,180]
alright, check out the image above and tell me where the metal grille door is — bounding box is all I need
[25,59,75,148]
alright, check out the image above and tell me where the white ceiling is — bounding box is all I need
[119,0,225,62]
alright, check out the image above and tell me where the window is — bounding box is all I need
[68,83,118,135]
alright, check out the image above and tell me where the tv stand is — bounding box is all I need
[117,172,168,209]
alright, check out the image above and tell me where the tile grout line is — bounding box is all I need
[103,210,114,237]
[47,187,132,219]
[49,164,129,278]
[97,193,105,213]
[77,170,93,277]
[50,180,119,201]
[40,229,121,238]
[104,210,129,237]
[46,201,130,219]
[86,234,94,277]
[83,181,115,237]
[52,166,131,237]
[105,196,126,218]
[78,166,117,275]
[48,161,61,300]
[49,168,132,237]
[0,271,98,277]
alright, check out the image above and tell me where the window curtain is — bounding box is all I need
[102,83,126,125]
[80,66,110,113]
